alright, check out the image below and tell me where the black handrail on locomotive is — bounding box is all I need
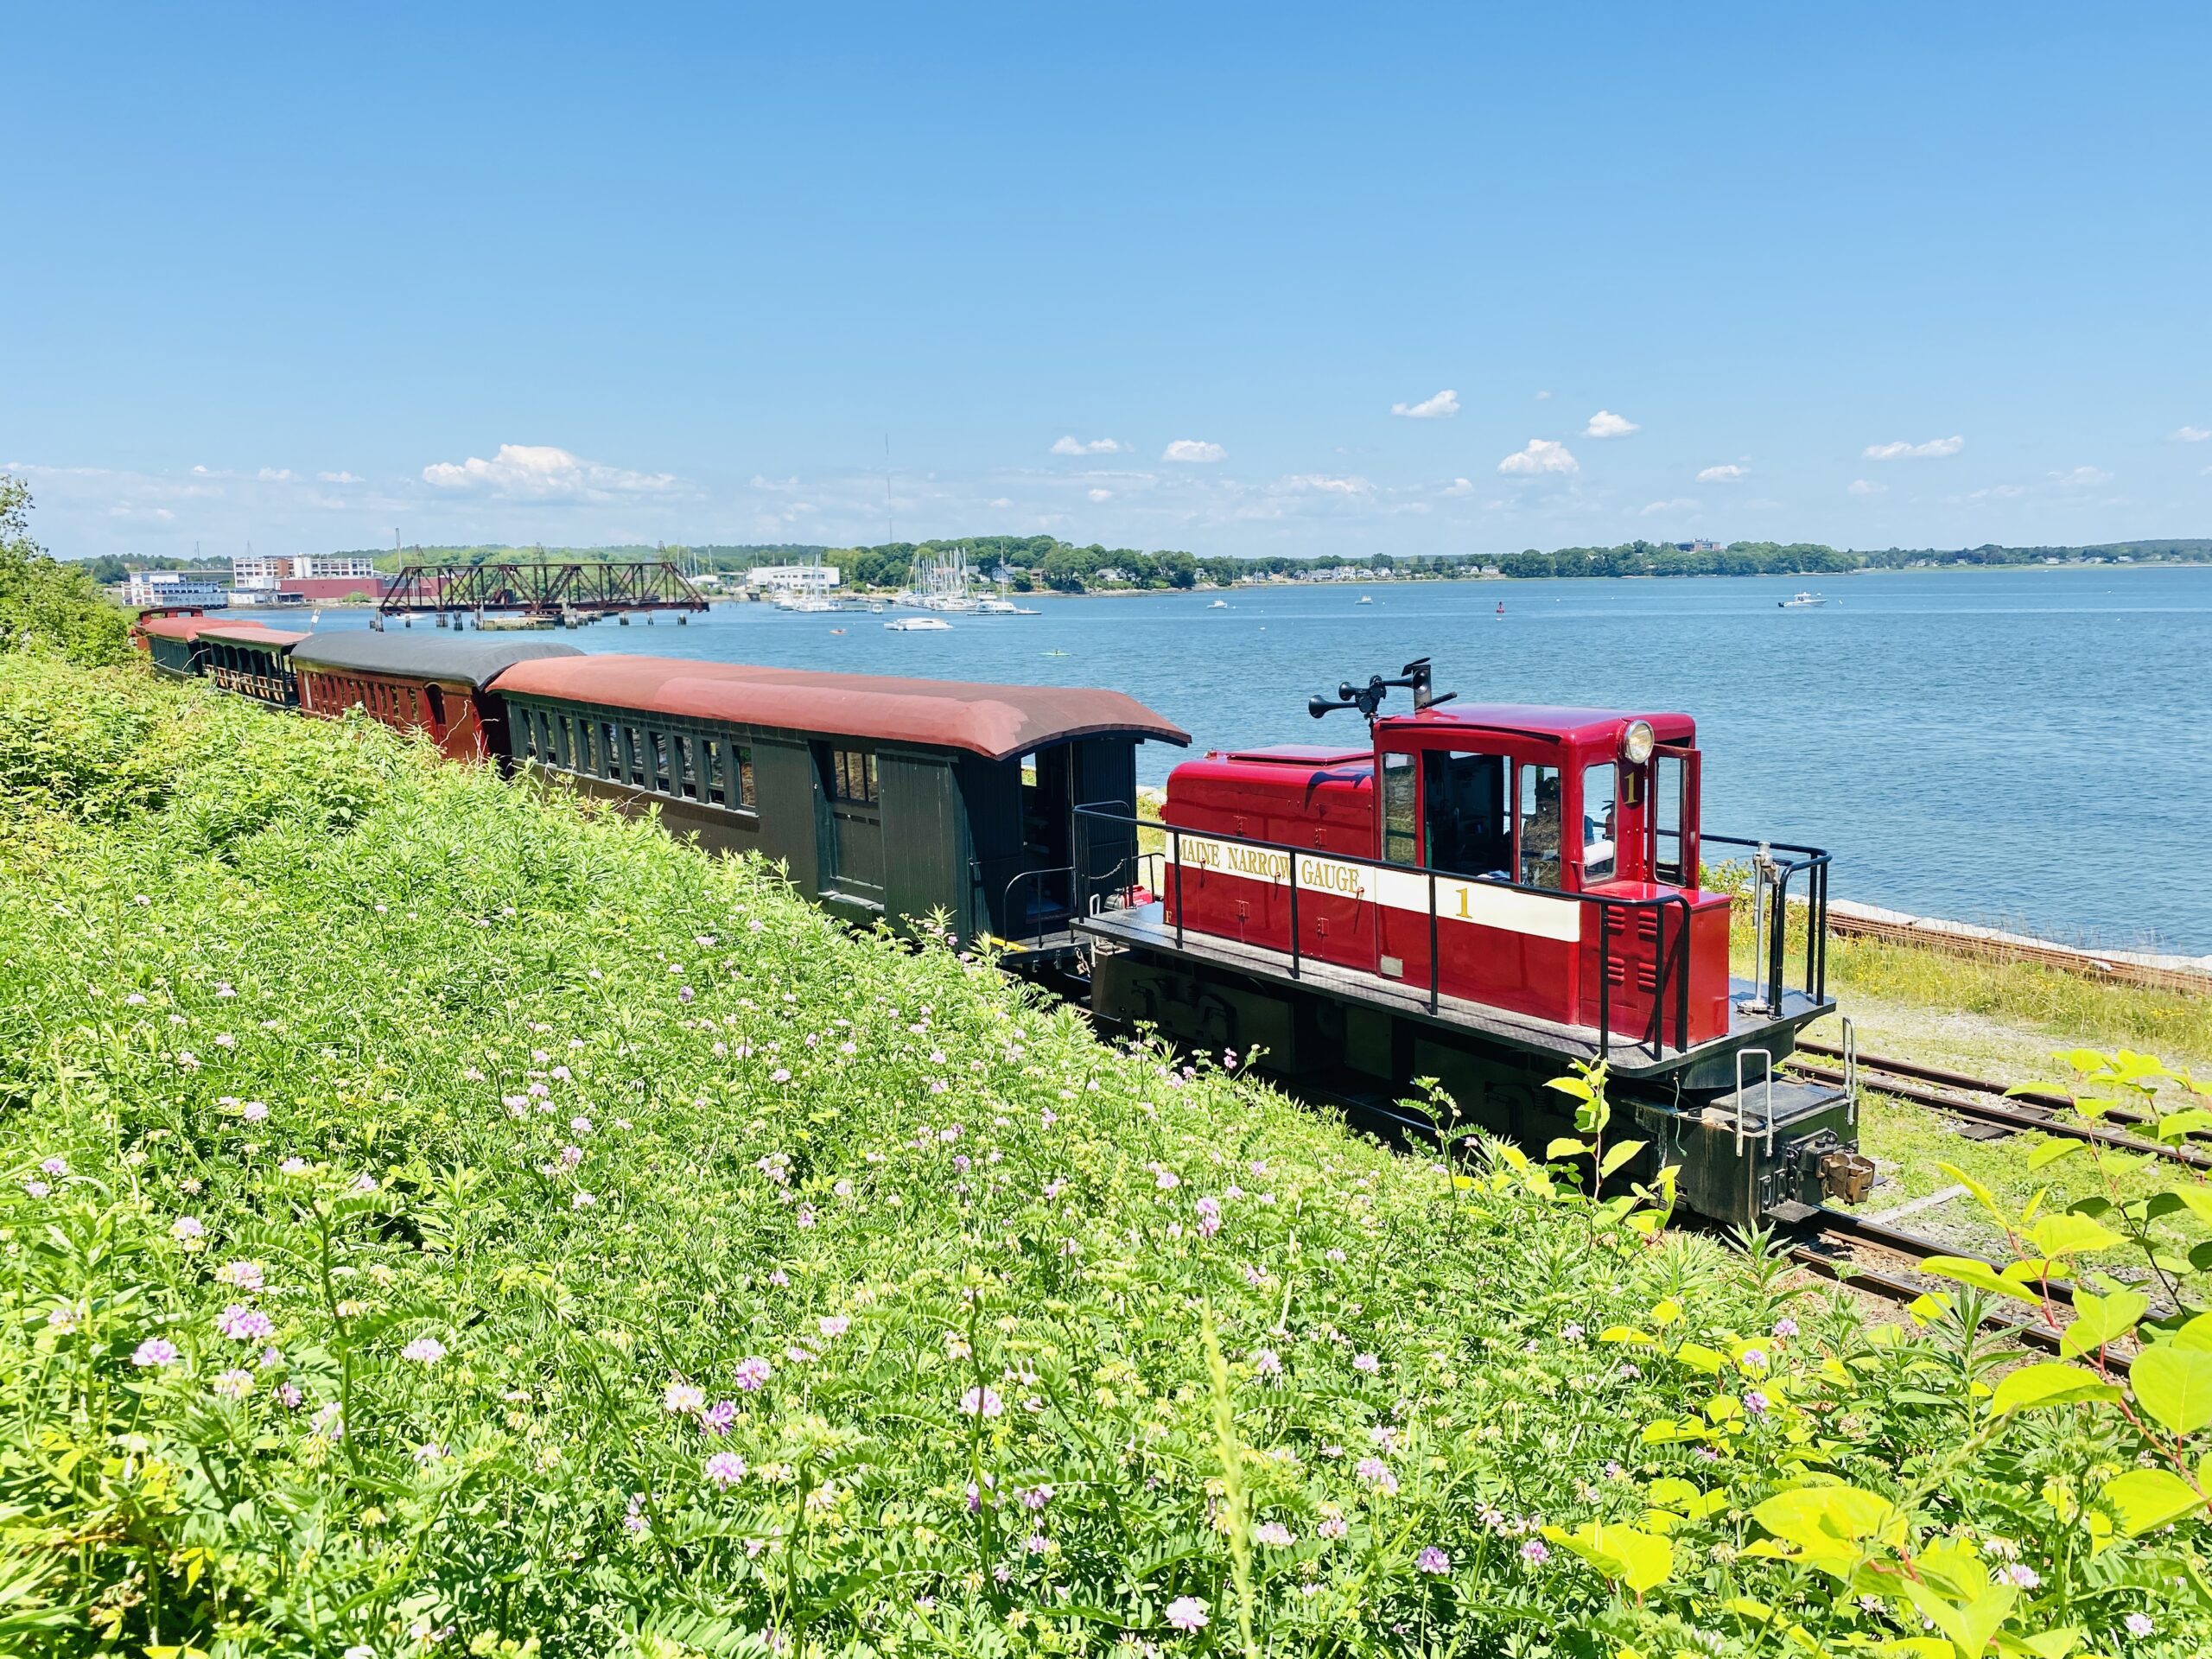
[1071,802,1703,1063]
[1702,833,1832,1013]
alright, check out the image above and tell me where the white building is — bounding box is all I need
[232,553,379,589]
[233,553,288,589]
[297,554,378,581]
[745,564,842,595]
[125,571,228,609]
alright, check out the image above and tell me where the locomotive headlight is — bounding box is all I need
[1621,719,1656,766]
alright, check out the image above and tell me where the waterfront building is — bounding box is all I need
[745,564,842,597]
[124,570,227,609]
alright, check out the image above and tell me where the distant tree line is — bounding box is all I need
[82,535,2212,594]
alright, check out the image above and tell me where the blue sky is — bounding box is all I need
[7,4,2211,561]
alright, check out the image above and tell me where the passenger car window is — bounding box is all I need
[1581,762,1618,881]
[830,749,878,805]
[1516,764,1563,889]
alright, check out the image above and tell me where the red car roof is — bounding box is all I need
[490,655,1190,762]
[137,615,291,642]
[199,624,309,647]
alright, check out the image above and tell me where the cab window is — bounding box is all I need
[1422,752,1511,879]
[1581,762,1618,882]
[1516,764,1563,889]
[1381,751,1418,865]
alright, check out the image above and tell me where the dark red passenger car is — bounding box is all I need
[288,632,582,762]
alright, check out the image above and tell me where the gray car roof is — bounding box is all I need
[287,631,586,690]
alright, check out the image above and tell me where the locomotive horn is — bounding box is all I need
[1311,658,1452,722]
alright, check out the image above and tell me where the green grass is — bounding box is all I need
[2,656,2207,1656]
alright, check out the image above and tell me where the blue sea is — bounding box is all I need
[246,565,2212,953]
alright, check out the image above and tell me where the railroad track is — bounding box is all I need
[1789,1039,2210,1169]
[1787,1205,2134,1374]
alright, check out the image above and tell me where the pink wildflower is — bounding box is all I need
[704,1452,747,1487]
[215,1305,274,1342]
[961,1385,1003,1418]
[1165,1597,1208,1633]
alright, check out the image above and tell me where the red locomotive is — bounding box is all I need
[1077,660,1870,1227]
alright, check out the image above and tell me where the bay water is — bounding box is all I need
[256,564,2212,951]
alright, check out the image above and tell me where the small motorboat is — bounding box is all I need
[1357,594,1374,604]
[829,628,846,635]
[1207,599,1228,609]
[1778,591,1827,609]
[886,616,952,632]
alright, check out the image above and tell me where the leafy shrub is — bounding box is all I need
[0,474,133,667]
[1,658,2206,1656]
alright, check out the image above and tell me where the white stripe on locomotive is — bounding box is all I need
[1162,834,1581,944]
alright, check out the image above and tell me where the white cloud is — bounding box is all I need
[315,470,362,484]
[1534,390,1552,401]
[1639,498,1698,516]
[1162,439,1226,463]
[1390,389,1459,419]
[1584,410,1640,439]
[1696,463,1748,482]
[1441,477,1474,497]
[750,474,800,492]
[1496,439,1578,476]
[256,467,294,482]
[421,442,677,501]
[1862,435,1965,460]
[1967,484,2025,499]
[1847,478,1885,496]
[2050,466,2113,487]
[1052,435,1124,455]
[2171,425,2210,442]
[1278,474,1371,495]
[1087,487,1114,502]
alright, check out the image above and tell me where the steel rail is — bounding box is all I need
[1796,1038,2198,1142]
[1787,1058,2212,1170]
[1787,1205,2136,1373]
[1796,1040,2077,1111]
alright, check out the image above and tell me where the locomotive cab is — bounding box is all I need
[1365,705,1734,1048]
